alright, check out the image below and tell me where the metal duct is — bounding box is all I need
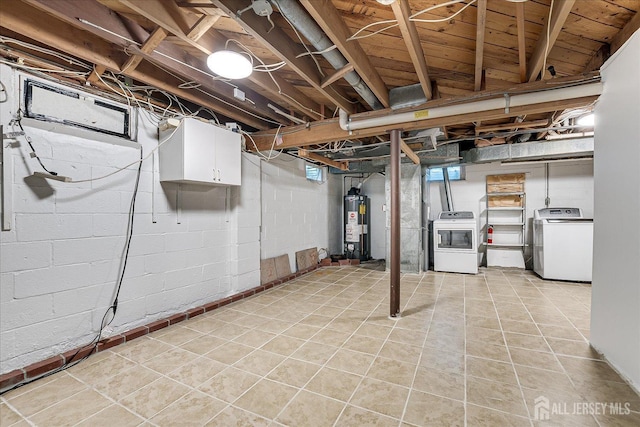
[272,0,384,110]
[462,137,594,164]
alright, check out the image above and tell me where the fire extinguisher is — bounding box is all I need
[487,225,494,244]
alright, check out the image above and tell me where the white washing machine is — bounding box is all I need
[533,208,593,282]
[433,211,478,274]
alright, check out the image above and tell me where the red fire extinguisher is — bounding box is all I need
[487,225,494,244]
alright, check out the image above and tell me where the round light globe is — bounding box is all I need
[206,50,253,79]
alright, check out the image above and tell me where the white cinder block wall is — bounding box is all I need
[0,65,337,373]
[260,157,341,270]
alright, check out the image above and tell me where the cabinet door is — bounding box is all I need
[183,119,217,183]
[214,128,241,185]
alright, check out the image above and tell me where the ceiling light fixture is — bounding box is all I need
[505,0,528,2]
[376,0,397,5]
[206,50,253,79]
[577,113,595,127]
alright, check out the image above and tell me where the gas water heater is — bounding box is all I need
[344,188,370,260]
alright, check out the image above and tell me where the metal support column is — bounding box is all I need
[390,129,401,317]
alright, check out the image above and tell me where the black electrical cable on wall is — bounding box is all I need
[0,147,143,395]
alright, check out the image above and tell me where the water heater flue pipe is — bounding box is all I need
[339,82,603,132]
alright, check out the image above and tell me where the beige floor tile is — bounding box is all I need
[466,404,530,427]
[94,366,161,401]
[505,332,552,352]
[198,367,261,403]
[277,390,345,427]
[267,358,320,388]
[467,376,529,417]
[142,347,199,375]
[233,329,276,348]
[119,377,190,419]
[304,367,361,402]
[467,340,511,362]
[68,352,137,385]
[205,341,255,364]
[75,404,145,427]
[466,325,507,346]
[537,324,585,341]
[167,356,227,388]
[150,390,227,426]
[419,347,465,375]
[155,325,204,346]
[378,341,423,365]
[260,335,306,356]
[233,379,297,419]
[30,389,111,427]
[114,337,172,363]
[256,319,293,334]
[343,334,385,355]
[310,328,352,347]
[209,323,251,340]
[557,355,625,383]
[546,337,601,360]
[509,348,564,372]
[282,323,322,340]
[367,357,416,388]
[403,389,465,426]
[466,314,502,330]
[335,405,399,426]
[387,328,426,346]
[186,317,228,334]
[180,334,226,355]
[0,402,22,426]
[326,348,375,376]
[501,319,542,336]
[350,377,409,419]
[205,405,270,426]
[412,366,465,401]
[514,365,577,394]
[7,373,87,417]
[233,349,285,376]
[572,378,640,413]
[467,356,519,385]
[291,341,338,365]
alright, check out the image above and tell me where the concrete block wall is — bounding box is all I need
[0,66,335,373]
[260,156,340,271]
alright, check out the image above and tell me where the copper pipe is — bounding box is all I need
[390,129,401,317]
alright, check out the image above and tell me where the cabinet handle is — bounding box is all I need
[217,169,221,181]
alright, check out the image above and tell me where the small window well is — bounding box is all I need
[305,164,324,182]
[427,166,464,181]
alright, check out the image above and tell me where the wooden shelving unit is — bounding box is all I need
[486,173,526,268]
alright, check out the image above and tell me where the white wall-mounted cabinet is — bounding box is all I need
[159,117,241,185]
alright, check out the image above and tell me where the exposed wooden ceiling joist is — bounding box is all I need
[118,0,323,120]
[391,0,432,100]
[211,0,356,114]
[474,0,487,91]
[516,2,527,83]
[610,6,640,55]
[299,0,390,108]
[400,139,420,165]
[527,0,577,82]
[298,149,349,171]
[122,27,168,73]
[186,13,222,42]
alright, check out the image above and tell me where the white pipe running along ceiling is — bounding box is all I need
[339,82,603,131]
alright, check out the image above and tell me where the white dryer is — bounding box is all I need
[433,211,478,274]
[533,208,593,282]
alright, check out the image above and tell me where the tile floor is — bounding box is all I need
[1,266,639,426]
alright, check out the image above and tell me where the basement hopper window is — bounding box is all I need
[427,166,464,181]
[23,79,132,139]
[305,164,324,182]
